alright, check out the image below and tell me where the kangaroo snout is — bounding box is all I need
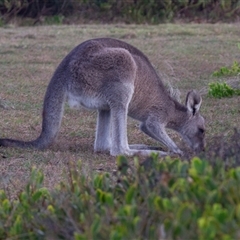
[182,136,205,153]
[193,141,206,153]
[188,128,206,153]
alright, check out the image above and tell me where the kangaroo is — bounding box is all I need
[0,38,205,156]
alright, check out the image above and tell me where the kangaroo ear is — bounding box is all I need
[185,90,202,115]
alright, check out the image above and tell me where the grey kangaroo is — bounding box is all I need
[0,38,205,156]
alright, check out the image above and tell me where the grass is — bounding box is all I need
[0,23,239,199]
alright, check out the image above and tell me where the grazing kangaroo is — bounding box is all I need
[0,38,205,156]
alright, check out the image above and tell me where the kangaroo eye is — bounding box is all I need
[199,128,205,134]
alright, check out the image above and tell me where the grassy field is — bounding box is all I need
[0,24,239,198]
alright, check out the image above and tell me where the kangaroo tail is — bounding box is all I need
[0,76,66,150]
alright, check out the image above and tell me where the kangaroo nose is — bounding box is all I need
[194,143,205,153]
[200,144,205,152]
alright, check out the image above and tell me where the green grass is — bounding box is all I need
[0,23,240,198]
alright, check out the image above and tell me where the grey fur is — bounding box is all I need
[0,38,205,156]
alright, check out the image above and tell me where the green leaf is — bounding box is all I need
[189,157,208,177]
[94,175,104,189]
[0,190,7,201]
[105,192,114,207]
[47,205,55,214]
[154,196,164,211]
[125,185,136,204]
[91,215,101,235]
[176,204,192,225]
[212,204,228,223]
[117,155,129,175]
[74,232,87,240]
[110,229,124,240]
[10,215,23,236]
[32,190,43,202]
[123,205,136,216]
[19,192,28,203]
[162,198,173,211]
[236,204,240,220]
[2,199,11,213]
[198,216,217,240]
[30,167,44,186]
[228,167,240,180]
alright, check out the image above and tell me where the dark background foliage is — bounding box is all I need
[0,0,239,24]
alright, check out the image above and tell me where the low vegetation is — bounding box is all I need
[212,61,240,78]
[208,82,240,98]
[208,43,240,98]
[1,144,240,240]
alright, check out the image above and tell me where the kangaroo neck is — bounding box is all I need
[166,97,188,131]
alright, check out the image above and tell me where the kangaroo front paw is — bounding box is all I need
[110,148,134,157]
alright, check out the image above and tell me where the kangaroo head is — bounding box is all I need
[180,90,206,153]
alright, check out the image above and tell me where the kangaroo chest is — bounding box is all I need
[67,92,109,110]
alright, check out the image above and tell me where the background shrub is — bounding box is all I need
[0,0,240,24]
[208,82,240,98]
[212,61,240,77]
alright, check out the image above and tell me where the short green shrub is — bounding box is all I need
[44,15,65,25]
[208,82,240,98]
[1,154,240,239]
[0,167,49,239]
[212,61,240,77]
[212,43,240,78]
